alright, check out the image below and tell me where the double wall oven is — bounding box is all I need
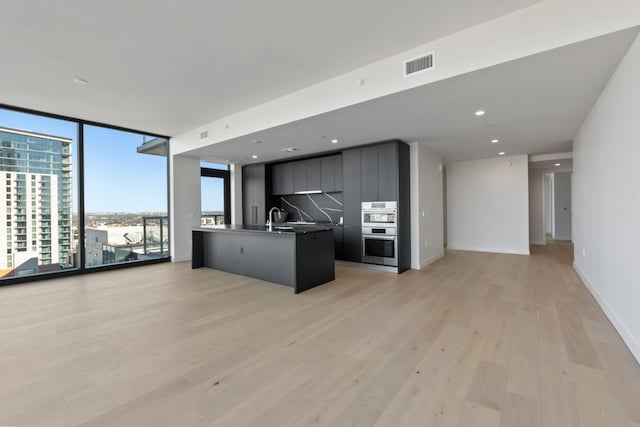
[361,201,397,266]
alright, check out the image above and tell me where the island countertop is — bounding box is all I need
[192,225,335,293]
[194,224,336,235]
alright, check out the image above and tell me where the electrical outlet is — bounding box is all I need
[582,249,586,257]
[424,241,428,247]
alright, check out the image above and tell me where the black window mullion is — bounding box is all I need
[78,123,86,272]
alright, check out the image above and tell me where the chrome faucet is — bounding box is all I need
[267,207,281,231]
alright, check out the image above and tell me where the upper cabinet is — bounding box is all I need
[272,162,293,195]
[292,161,307,193]
[360,142,398,202]
[272,155,343,195]
[306,158,322,191]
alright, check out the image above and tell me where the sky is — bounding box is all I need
[0,108,171,213]
[201,176,224,212]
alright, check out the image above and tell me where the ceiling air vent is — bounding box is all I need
[404,53,434,77]
[281,147,298,152]
[200,130,209,140]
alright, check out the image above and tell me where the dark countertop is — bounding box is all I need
[194,224,335,235]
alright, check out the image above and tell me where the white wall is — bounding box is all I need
[573,33,640,363]
[170,155,201,262]
[529,169,545,245]
[410,143,444,269]
[553,171,572,240]
[447,155,529,255]
[230,164,243,224]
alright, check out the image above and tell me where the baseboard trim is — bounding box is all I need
[530,240,546,245]
[419,251,445,269]
[446,246,530,256]
[573,262,640,364]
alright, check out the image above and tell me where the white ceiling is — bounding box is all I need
[0,0,542,136]
[185,28,638,164]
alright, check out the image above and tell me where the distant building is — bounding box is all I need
[86,226,144,266]
[0,127,73,275]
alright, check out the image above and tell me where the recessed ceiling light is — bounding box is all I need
[72,77,88,86]
[251,155,258,159]
[475,110,485,116]
[491,139,499,143]
[555,163,561,166]
[281,147,298,152]
[331,139,339,144]
[498,152,505,156]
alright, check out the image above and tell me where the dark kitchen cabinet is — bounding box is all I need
[377,142,398,201]
[242,164,266,225]
[306,158,322,191]
[320,154,343,193]
[342,226,362,262]
[333,226,344,260]
[293,161,307,193]
[334,155,343,191]
[360,142,397,202]
[342,149,362,262]
[272,162,293,195]
[273,154,342,195]
[360,145,378,202]
[321,156,335,192]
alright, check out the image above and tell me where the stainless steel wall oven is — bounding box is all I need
[361,201,397,266]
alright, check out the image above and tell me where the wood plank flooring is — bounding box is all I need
[1,242,639,426]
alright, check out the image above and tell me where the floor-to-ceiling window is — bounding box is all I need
[201,162,230,225]
[0,109,79,279]
[84,125,169,267]
[0,105,170,283]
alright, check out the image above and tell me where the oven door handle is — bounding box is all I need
[362,235,396,240]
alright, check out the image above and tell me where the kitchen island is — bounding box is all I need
[192,225,335,293]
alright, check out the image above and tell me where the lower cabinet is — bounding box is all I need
[333,226,344,260]
[342,226,362,262]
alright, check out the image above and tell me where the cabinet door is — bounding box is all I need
[242,164,266,224]
[292,160,307,193]
[321,156,335,192]
[334,155,343,192]
[306,158,322,192]
[333,226,344,260]
[377,142,398,201]
[342,148,361,228]
[272,162,293,195]
[342,226,362,262]
[360,145,379,202]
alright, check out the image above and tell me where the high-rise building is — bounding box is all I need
[0,126,73,276]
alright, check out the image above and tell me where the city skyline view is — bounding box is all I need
[0,109,169,213]
[1,106,173,277]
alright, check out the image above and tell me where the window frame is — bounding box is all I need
[0,102,172,287]
[201,166,231,225]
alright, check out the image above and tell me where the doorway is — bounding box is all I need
[543,171,572,242]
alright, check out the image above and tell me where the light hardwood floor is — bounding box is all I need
[1,243,639,426]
